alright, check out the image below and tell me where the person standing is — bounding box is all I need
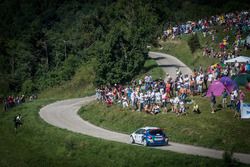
[239,90,245,108]
[222,89,228,108]
[14,114,23,133]
[3,98,8,112]
[138,93,144,112]
[234,99,241,119]
[230,92,236,110]
[210,92,216,113]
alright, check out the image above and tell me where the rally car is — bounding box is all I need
[130,127,168,146]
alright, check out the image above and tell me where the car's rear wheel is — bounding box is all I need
[143,139,148,146]
[130,136,135,144]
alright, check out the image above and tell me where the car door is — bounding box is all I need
[134,129,143,143]
[137,129,146,144]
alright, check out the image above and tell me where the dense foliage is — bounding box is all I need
[0,0,249,95]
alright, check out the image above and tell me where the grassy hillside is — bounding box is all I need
[37,57,164,100]
[80,90,250,154]
[153,39,219,69]
[0,99,235,167]
[153,28,250,70]
[39,59,96,99]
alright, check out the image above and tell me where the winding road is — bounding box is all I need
[39,52,250,164]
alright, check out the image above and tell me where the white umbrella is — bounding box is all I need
[224,56,250,64]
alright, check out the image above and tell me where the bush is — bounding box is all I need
[188,33,200,53]
[21,79,37,95]
[223,151,239,167]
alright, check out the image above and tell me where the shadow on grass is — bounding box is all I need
[143,64,159,72]
[159,64,186,68]
[151,56,166,60]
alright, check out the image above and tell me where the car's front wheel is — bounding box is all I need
[130,136,135,144]
[143,139,148,146]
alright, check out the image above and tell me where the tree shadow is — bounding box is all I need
[158,64,186,68]
[151,57,166,60]
[144,64,159,72]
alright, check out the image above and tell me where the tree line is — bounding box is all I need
[0,0,249,96]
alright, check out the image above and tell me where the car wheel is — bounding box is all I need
[130,136,135,144]
[143,139,148,146]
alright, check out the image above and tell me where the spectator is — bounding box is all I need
[210,92,216,113]
[14,114,23,133]
[122,95,128,108]
[3,99,8,112]
[234,99,241,119]
[239,89,245,108]
[230,92,236,110]
[222,89,228,108]
[193,102,201,114]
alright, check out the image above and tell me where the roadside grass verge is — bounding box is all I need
[0,100,231,167]
[79,87,250,154]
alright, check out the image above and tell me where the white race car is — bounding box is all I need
[130,127,168,146]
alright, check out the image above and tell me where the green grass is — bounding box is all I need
[79,88,250,154]
[0,57,230,167]
[152,39,218,70]
[134,58,165,81]
[0,100,234,167]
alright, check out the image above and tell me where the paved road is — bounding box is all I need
[39,52,250,164]
[149,51,192,81]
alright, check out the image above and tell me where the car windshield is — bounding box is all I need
[149,129,164,135]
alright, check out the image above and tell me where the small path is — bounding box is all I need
[39,52,250,164]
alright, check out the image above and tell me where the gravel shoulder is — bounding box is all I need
[39,52,250,164]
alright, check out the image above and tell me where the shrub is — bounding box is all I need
[188,33,200,53]
[21,79,37,95]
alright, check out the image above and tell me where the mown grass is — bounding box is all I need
[0,100,234,167]
[79,87,250,154]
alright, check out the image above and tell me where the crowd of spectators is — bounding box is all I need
[1,94,37,112]
[96,59,248,117]
[163,11,250,65]
[163,11,249,41]
[96,69,204,116]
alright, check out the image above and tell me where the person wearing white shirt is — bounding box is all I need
[122,96,128,108]
[173,96,180,113]
[155,91,161,104]
[179,100,186,115]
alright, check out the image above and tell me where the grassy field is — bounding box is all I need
[2,58,231,167]
[0,99,237,167]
